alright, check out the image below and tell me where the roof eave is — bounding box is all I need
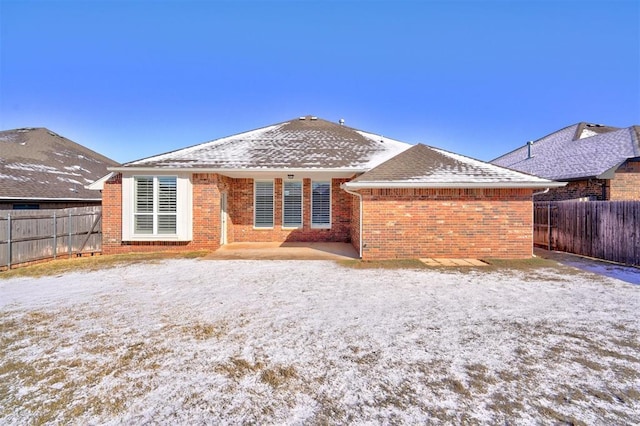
[342,181,567,190]
[0,196,103,202]
[85,172,115,190]
[109,166,368,174]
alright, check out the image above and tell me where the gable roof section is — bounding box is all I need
[116,116,411,172]
[344,144,562,189]
[0,128,119,201]
[491,123,640,181]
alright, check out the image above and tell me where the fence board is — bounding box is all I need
[535,201,640,267]
[0,207,102,270]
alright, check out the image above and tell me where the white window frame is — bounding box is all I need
[282,180,303,228]
[133,176,177,235]
[254,180,274,229]
[122,173,192,241]
[311,180,331,229]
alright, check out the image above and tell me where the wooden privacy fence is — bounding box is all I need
[0,206,102,270]
[534,201,640,266]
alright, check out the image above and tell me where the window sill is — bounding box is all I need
[311,225,331,230]
[127,235,184,241]
[282,226,303,230]
[253,226,274,230]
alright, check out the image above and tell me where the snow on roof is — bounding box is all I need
[345,144,561,189]
[120,117,412,171]
[0,127,119,201]
[491,123,640,181]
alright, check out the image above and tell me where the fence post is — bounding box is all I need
[7,213,11,270]
[547,202,552,251]
[53,211,57,259]
[68,211,72,258]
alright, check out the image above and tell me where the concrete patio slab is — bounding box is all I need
[204,242,359,260]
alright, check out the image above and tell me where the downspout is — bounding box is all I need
[532,188,549,197]
[341,184,363,259]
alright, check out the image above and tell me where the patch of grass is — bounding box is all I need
[481,256,562,271]
[537,405,587,426]
[260,365,297,387]
[0,251,210,279]
[183,321,228,340]
[217,357,264,379]
[487,392,525,420]
[442,378,471,398]
[465,363,495,393]
[0,307,175,423]
[338,255,571,272]
[571,357,605,372]
[337,259,427,269]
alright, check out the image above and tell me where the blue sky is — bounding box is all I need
[1,0,639,164]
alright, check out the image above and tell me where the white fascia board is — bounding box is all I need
[85,172,114,190]
[110,167,361,180]
[343,181,567,189]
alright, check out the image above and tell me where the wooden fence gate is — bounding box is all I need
[534,201,640,266]
[0,206,102,271]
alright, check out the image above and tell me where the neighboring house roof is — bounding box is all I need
[0,127,119,201]
[344,144,562,189]
[115,116,411,172]
[491,123,640,181]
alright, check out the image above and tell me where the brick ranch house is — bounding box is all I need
[492,122,640,201]
[97,116,562,260]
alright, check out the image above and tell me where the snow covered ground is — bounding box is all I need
[1,260,639,424]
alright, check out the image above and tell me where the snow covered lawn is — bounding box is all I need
[1,259,639,424]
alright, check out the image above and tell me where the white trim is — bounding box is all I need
[85,172,114,190]
[342,181,567,189]
[340,184,363,259]
[122,173,192,241]
[220,192,228,245]
[109,166,362,178]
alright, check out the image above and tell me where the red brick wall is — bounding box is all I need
[535,179,606,201]
[359,188,534,260]
[103,173,228,254]
[102,173,123,253]
[102,174,352,254]
[609,159,640,200]
[229,178,351,242]
[191,173,232,248]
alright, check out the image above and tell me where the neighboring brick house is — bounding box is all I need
[491,122,640,201]
[0,127,119,209]
[100,116,561,260]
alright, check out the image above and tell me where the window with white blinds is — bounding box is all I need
[254,180,274,228]
[283,181,302,227]
[134,177,154,234]
[311,181,331,227]
[157,177,177,234]
[134,176,177,235]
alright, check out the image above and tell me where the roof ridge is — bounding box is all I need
[490,123,583,162]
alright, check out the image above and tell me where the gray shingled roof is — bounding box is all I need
[344,144,559,188]
[0,128,119,201]
[491,123,640,181]
[119,116,411,171]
